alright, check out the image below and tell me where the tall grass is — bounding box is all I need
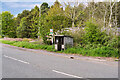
[64,47,118,57]
[0,40,55,51]
[0,40,119,58]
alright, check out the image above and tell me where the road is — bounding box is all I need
[2,44,118,78]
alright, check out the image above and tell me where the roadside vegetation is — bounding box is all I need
[0,39,119,58]
[0,0,120,58]
[0,40,55,51]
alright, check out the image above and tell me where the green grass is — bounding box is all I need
[0,40,119,58]
[0,40,55,52]
[0,40,16,45]
[64,47,119,57]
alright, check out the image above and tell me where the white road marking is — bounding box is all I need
[52,70,83,78]
[4,55,30,64]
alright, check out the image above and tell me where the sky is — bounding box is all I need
[1,0,61,17]
[1,0,75,17]
[1,0,119,17]
[1,2,54,17]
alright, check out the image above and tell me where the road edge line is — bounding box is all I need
[52,70,83,78]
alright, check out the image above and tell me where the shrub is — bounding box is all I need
[91,46,119,57]
[22,38,31,42]
[62,28,85,45]
[106,37,119,48]
[0,35,2,38]
[46,40,52,45]
[84,21,106,44]
[46,45,54,51]
[64,46,119,57]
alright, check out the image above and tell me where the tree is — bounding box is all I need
[38,2,50,43]
[40,2,50,15]
[98,2,109,28]
[84,20,106,44]
[15,10,30,38]
[17,17,28,38]
[39,14,49,43]
[0,13,2,37]
[15,10,30,28]
[29,5,39,38]
[108,0,116,27]
[2,11,16,38]
[39,1,72,43]
[64,2,85,27]
[17,6,40,38]
[117,1,120,27]
[46,0,72,33]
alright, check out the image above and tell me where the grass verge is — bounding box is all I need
[0,40,56,52]
[0,40,119,58]
[63,47,119,57]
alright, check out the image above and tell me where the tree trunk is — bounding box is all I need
[38,7,41,40]
[72,6,75,28]
[115,3,118,27]
[109,7,112,27]
[103,10,107,28]
[72,20,74,28]
[109,1,116,27]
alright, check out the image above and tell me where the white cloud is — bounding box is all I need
[4,3,41,8]
[14,14,18,17]
[1,0,56,2]
[13,4,40,8]
[1,0,119,2]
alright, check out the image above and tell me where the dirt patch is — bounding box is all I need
[3,37,35,42]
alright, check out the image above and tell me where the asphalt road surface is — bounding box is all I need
[2,44,118,78]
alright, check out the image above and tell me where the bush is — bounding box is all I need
[64,48,77,54]
[84,21,106,44]
[46,40,52,45]
[0,35,2,38]
[62,28,85,44]
[22,38,31,42]
[91,46,118,57]
[64,46,119,57]
[106,37,119,48]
